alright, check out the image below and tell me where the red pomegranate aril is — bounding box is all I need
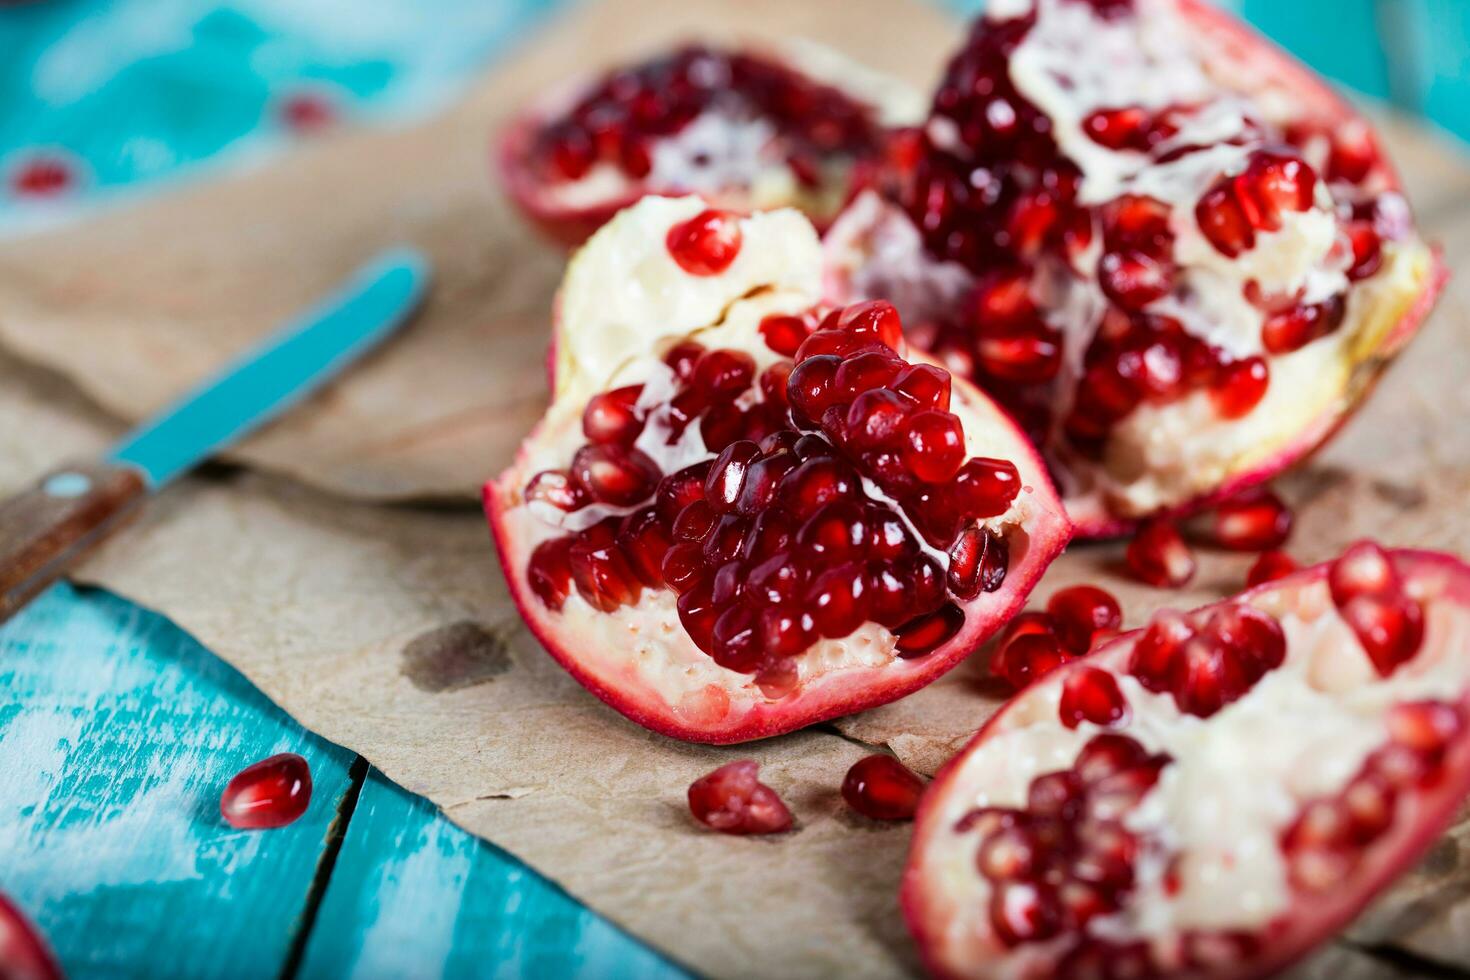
[527,537,575,610]
[711,605,764,672]
[1047,585,1123,655]
[1210,488,1293,551]
[1195,183,1255,258]
[796,501,868,562]
[1126,519,1196,588]
[1247,549,1298,587]
[759,314,810,356]
[701,514,749,564]
[570,520,642,611]
[893,363,952,411]
[895,603,966,658]
[1239,151,1317,230]
[692,348,757,397]
[993,631,1069,691]
[759,361,794,409]
[780,456,859,519]
[688,760,793,835]
[617,509,673,587]
[1059,667,1129,729]
[570,445,661,506]
[705,440,762,512]
[1128,610,1193,694]
[664,341,705,380]
[747,552,804,606]
[758,606,815,660]
[737,452,798,516]
[807,562,868,638]
[1329,541,1425,675]
[842,755,926,821]
[990,882,1062,947]
[835,348,905,400]
[1082,105,1154,152]
[833,299,905,351]
[1211,356,1270,419]
[976,324,1063,384]
[661,541,705,593]
[1098,249,1175,310]
[0,892,62,980]
[666,208,743,275]
[787,354,843,421]
[845,388,912,451]
[582,385,645,444]
[1261,296,1346,354]
[948,525,1009,600]
[221,753,312,829]
[525,469,586,511]
[902,410,966,484]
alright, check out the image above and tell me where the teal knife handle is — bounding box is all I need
[0,461,148,625]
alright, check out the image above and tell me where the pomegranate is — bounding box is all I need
[904,547,1470,978]
[688,760,793,835]
[825,0,1445,537]
[498,41,922,246]
[0,893,61,980]
[487,197,1069,743]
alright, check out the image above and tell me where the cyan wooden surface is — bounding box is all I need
[0,1,1466,977]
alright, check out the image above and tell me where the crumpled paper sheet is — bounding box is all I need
[1,5,1468,976]
[0,213,1465,978]
[0,0,958,502]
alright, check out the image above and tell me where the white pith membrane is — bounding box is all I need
[527,40,925,224]
[907,553,1470,979]
[491,196,1067,741]
[824,0,1437,527]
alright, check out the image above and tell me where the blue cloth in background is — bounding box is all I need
[0,0,1463,230]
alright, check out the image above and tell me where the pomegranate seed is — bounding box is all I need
[842,755,925,821]
[570,519,643,611]
[280,91,337,133]
[582,385,645,444]
[1210,488,1293,551]
[1074,734,1152,784]
[902,410,966,483]
[1261,296,1346,354]
[1195,185,1254,257]
[990,881,1061,946]
[1386,701,1461,759]
[528,537,575,610]
[0,893,62,980]
[976,324,1063,383]
[711,604,763,672]
[705,440,762,512]
[1059,667,1129,729]
[760,314,810,356]
[978,825,1042,880]
[835,348,905,400]
[571,445,661,506]
[1329,541,1424,675]
[221,753,312,829]
[1210,356,1269,419]
[948,526,1009,599]
[1126,519,1195,588]
[1239,151,1317,230]
[1247,550,1298,587]
[807,562,867,638]
[894,603,966,658]
[664,341,705,380]
[993,631,1068,690]
[1128,610,1193,693]
[677,580,719,651]
[666,208,743,275]
[1046,585,1122,654]
[758,606,815,660]
[832,300,904,351]
[524,469,586,511]
[1098,249,1175,309]
[780,456,859,519]
[1082,106,1153,152]
[892,363,951,410]
[844,388,912,451]
[617,508,674,587]
[787,354,842,420]
[692,348,756,397]
[688,760,793,835]
[10,155,76,199]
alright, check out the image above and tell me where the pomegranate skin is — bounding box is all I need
[0,892,62,980]
[823,0,1448,542]
[903,550,1470,980]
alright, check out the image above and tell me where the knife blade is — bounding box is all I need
[0,248,431,624]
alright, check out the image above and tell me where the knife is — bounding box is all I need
[0,248,431,625]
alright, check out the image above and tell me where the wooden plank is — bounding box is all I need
[0,583,357,978]
[296,767,690,980]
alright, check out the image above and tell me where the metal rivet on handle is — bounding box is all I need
[43,472,92,499]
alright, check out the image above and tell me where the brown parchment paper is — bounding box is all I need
[0,1,1468,974]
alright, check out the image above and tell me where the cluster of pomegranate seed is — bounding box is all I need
[875,0,1398,459]
[1121,487,1294,589]
[687,760,793,835]
[527,302,1021,685]
[1128,603,1286,718]
[1284,700,1463,890]
[957,732,1171,949]
[990,585,1122,691]
[220,752,313,830]
[842,754,926,821]
[532,45,884,187]
[1329,541,1425,676]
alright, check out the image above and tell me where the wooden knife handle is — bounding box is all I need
[0,461,149,625]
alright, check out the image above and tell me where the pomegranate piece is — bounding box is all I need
[488,197,1069,743]
[823,0,1445,538]
[1208,487,1293,551]
[905,549,1470,979]
[1125,519,1195,588]
[221,753,313,830]
[497,42,920,245]
[688,760,792,835]
[842,754,926,821]
[0,893,61,980]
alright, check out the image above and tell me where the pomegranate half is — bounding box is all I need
[904,546,1470,978]
[498,41,922,246]
[487,196,1070,743]
[825,0,1445,537]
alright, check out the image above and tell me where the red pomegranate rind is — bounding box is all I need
[498,41,922,247]
[0,892,62,980]
[824,0,1446,540]
[489,197,1069,744]
[904,549,1470,979]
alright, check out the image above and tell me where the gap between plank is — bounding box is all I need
[279,755,370,980]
